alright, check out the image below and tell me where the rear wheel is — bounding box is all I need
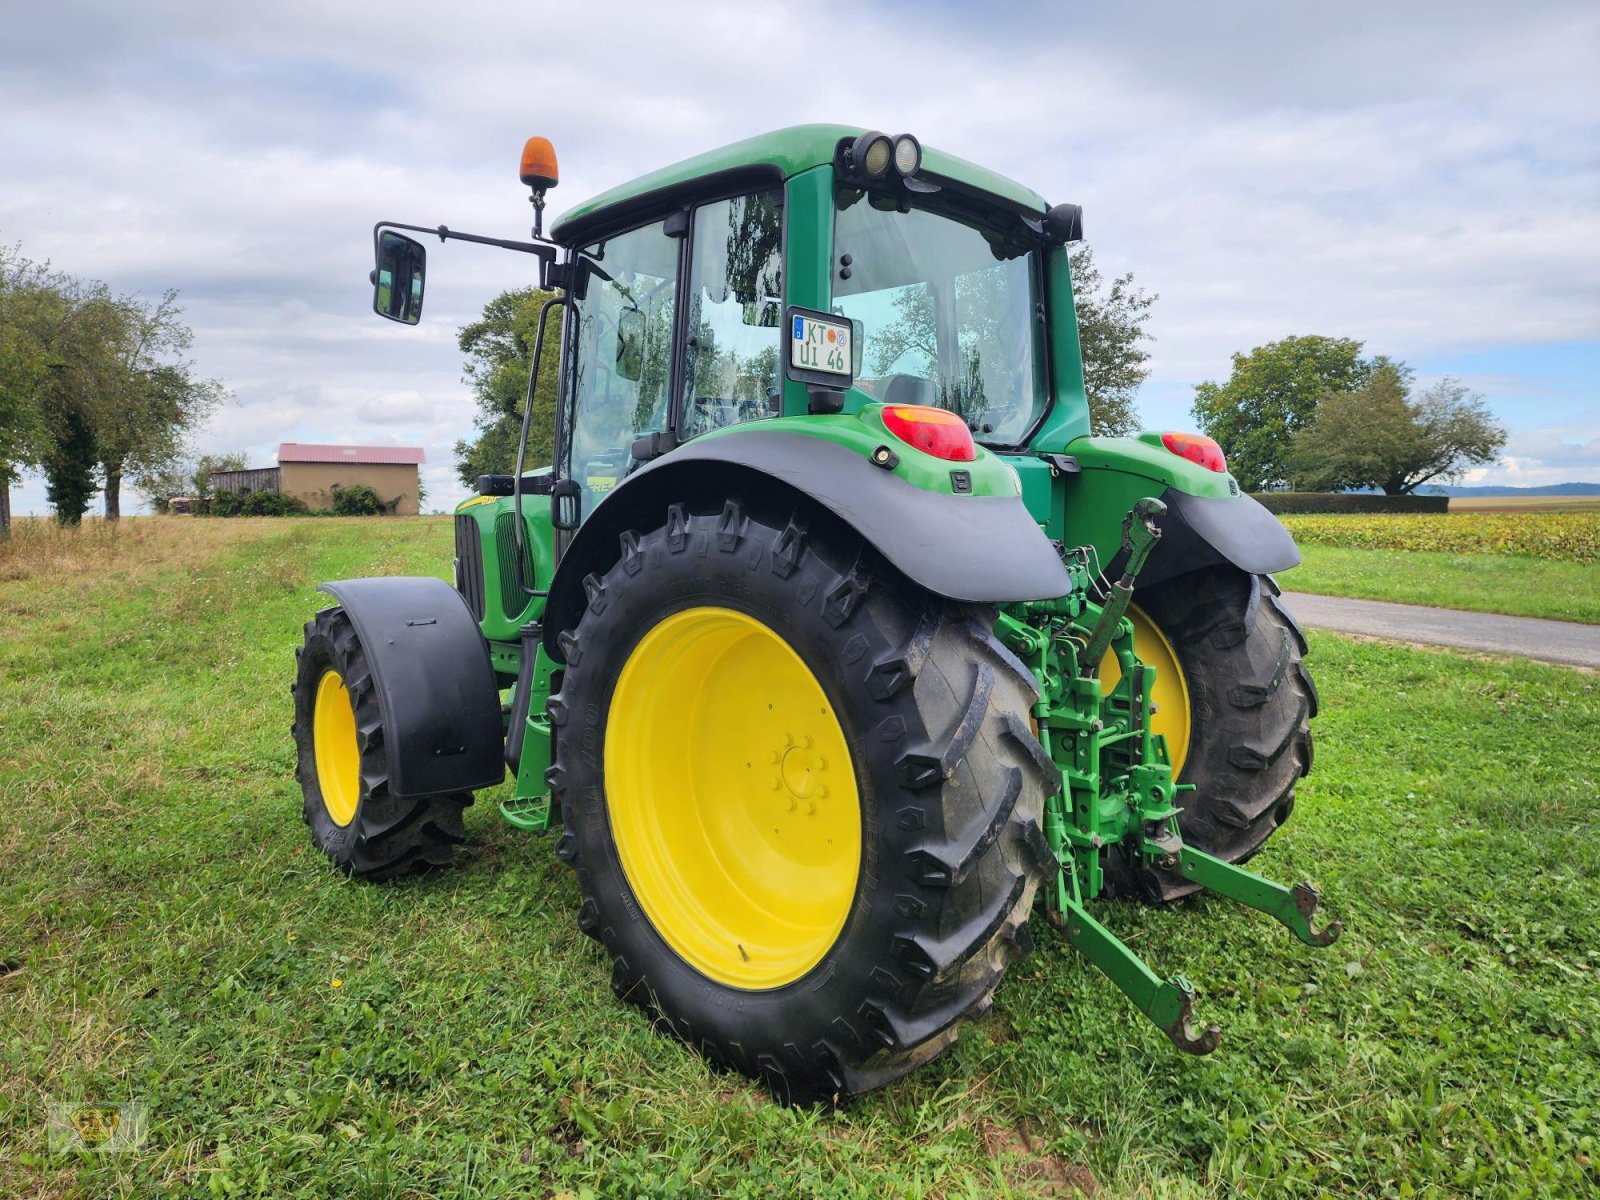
[292,607,473,880]
[1102,568,1317,901]
[549,498,1056,1103]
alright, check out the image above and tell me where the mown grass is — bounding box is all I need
[2,517,1597,1198]
[1285,544,1600,625]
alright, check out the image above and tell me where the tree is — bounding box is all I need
[0,246,223,529]
[0,247,74,537]
[132,461,191,514]
[1070,245,1156,436]
[42,402,98,525]
[191,451,248,502]
[1288,367,1505,494]
[34,285,126,526]
[133,449,246,513]
[453,287,564,487]
[89,290,226,520]
[1190,335,1389,491]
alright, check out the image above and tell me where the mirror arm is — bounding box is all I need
[513,294,570,597]
[373,221,558,265]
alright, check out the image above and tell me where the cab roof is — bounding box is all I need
[550,123,1049,244]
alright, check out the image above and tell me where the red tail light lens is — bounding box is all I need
[1161,431,1227,473]
[881,405,977,462]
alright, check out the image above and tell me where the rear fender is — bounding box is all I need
[1049,436,1300,586]
[317,576,505,797]
[542,428,1072,660]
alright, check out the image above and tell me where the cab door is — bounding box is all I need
[559,218,682,522]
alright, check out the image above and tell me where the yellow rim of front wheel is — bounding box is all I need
[605,606,862,990]
[313,669,362,826]
[1099,605,1192,776]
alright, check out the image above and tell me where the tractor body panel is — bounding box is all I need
[451,489,556,647]
[316,576,506,797]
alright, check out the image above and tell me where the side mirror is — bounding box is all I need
[1044,203,1084,244]
[372,230,426,324]
[551,478,582,531]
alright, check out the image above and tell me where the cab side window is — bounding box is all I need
[563,220,679,512]
[680,190,784,439]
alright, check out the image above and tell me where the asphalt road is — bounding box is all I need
[1282,591,1600,670]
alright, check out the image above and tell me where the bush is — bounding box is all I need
[1251,492,1449,515]
[207,490,310,517]
[329,484,395,516]
[243,491,310,517]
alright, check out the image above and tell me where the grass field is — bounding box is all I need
[1278,512,1599,625]
[1285,545,1600,625]
[3,518,1598,1198]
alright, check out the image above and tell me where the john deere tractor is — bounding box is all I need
[293,125,1336,1103]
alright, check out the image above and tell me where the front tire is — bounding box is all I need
[1103,568,1317,900]
[549,498,1056,1103]
[292,607,473,880]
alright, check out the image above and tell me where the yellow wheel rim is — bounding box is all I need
[605,606,861,990]
[313,669,362,826]
[1100,605,1192,776]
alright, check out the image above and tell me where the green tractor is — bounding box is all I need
[293,125,1336,1104]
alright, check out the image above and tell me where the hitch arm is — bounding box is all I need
[1049,901,1221,1055]
[1175,846,1343,947]
[1082,497,1167,669]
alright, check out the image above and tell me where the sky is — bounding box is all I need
[3,0,1597,515]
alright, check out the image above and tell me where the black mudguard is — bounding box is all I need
[1136,489,1302,588]
[317,576,505,798]
[543,429,1072,660]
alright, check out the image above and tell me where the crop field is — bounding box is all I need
[1278,512,1599,563]
[1447,496,1600,513]
[1280,511,1600,625]
[3,517,1598,1198]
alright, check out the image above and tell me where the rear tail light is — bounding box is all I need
[1161,431,1227,473]
[881,405,977,462]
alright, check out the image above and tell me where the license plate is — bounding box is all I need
[790,313,852,379]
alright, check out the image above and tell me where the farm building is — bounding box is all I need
[211,443,425,515]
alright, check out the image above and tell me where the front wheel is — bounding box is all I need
[549,498,1056,1103]
[1102,568,1317,901]
[292,607,473,880]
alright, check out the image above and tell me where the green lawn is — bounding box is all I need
[1283,544,1600,625]
[3,517,1597,1198]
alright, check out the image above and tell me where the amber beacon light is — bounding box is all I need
[519,137,560,191]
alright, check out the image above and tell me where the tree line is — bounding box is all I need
[0,243,225,534]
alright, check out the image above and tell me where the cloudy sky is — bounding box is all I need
[4,0,1597,514]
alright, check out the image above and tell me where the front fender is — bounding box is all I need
[317,576,505,797]
[543,428,1072,660]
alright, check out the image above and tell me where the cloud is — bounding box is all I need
[4,0,1597,520]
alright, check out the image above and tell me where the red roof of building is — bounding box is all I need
[278,443,425,465]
